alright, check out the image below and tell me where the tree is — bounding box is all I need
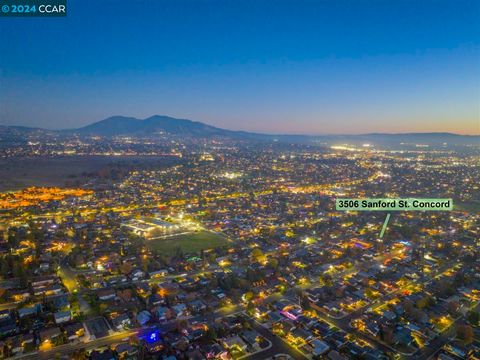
[243,291,254,302]
[205,327,217,341]
[246,268,260,282]
[120,262,132,275]
[416,295,433,310]
[301,295,311,310]
[467,311,480,326]
[267,258,278,269]
[176,319,188,332]
[0,258,10,278]
[13,262,27,287]
[402,300,414,316]
[174,246,183,258]
[365,288,379,300]
[320,274,333,287]
[251,248,264,262]
[141,257,150,272]
[447,301,460,315]
[246,301,255,316]
[456,324,474,344]
[71,350,86,360]
[151,284,159,295]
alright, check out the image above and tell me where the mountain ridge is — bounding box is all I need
[1,115,478,146]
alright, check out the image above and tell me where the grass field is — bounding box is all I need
[0,155,182,192]
[146,230,231,255]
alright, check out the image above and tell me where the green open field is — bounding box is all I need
[146,231,231,255]
[0,155,183,192]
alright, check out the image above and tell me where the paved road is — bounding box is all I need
[0,301,20,311]
[413,301,480,360]
[4,234,470,360]
[11,302,243,359]
[243,321,308,360]
[58,260,92,315]
[316,262,476,360]
[12,330,138,360]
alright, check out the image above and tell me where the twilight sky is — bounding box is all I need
[0,0,479,134]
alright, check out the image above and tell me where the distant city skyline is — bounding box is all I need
[1,0,479,135]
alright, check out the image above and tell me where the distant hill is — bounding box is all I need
[67,115,239,137]
[1,115,479,147]
[0,125,57,146]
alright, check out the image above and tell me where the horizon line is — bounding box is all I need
[1,114,479,137]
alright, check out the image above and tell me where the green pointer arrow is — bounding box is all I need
[379,213,391,239]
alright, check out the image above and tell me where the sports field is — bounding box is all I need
[146,230,230,255]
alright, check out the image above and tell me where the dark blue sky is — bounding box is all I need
[1,0,479,134]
